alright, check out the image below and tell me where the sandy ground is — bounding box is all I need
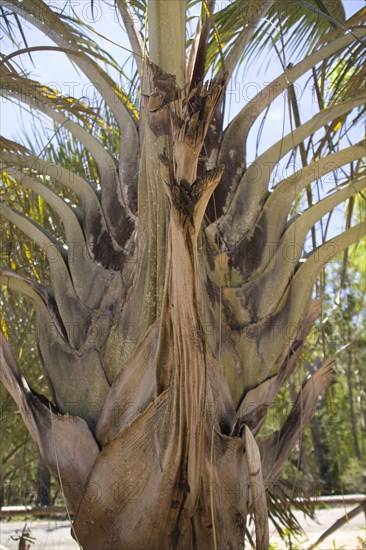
[268,506,365,549]
[0,506,365,549]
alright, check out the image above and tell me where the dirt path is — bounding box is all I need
[268,506,365,549]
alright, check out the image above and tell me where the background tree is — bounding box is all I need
[0,1,365,548]
[258,208,366,500]
[0,180,53,509]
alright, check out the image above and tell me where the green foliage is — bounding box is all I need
[260,220,366,498]
[10,523,36,550]
[340,457,366,493]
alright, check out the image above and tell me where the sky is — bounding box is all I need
[0,0,364,243]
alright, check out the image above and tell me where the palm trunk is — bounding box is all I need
[72,68,254,550]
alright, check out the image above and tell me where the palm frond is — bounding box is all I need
[207,0,346,74]
[2,0,139,126]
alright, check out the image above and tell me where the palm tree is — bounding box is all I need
[0,1,364,547]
